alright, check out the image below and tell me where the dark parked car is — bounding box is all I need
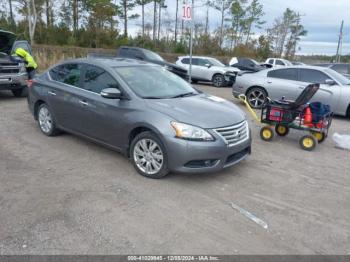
[28,58,251,178]
[116,46,188,79]
[0,30,33,97]
[229,57,264,72]
[314,63,350,79]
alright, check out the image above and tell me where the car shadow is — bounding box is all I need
[0,90,24,100]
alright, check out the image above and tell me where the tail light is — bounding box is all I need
[26,79,33,88]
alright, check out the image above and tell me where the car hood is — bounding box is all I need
[211,65,240,73]
[0,30,16,55]
[146,93,246,129]
[150,59,187,73]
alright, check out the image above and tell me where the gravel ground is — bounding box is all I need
[0,84,349,255]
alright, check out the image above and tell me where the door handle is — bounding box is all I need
[48,91,56,96]
[267,81,272,84]
[79,100,89,106]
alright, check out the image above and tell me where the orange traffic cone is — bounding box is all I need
[303,107,313,127]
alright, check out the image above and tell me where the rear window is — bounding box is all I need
[268,69,298,81]
[181,58,190,64]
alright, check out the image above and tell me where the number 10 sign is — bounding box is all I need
[182,4,192,21]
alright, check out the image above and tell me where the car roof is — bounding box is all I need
[57,57,158,68]
[178,55,217,59]
[118,46,150,52]
[267,65,331,71]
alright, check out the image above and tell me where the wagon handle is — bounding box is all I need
[238,94,261,123]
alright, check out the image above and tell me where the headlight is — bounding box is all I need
[171,122,214,141]
[19,63,26,73]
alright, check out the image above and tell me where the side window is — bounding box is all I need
[299,69,329,84]
[192,58,199,66]
[119,48,131,57]
[83,65,119,94]
[276,60,285,66]
[332,64,349,74]
[181,58,190,64]
[268,59,274,64]
[197,58,209,67]
[50,63,81,87]
[268,69,298,81]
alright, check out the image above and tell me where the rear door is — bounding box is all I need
[47,63,87,132]
[266,68,300,100]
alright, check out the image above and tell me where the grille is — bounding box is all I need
[214,121,249,147]
[0,68,20,74]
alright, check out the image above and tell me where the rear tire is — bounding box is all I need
[37,104,60,136]
[130,131,169,179]
[12,87,27,97]
[212,74,226,87]
[311,131,326,143]
[246,87,267,109]
[275,125,289,136]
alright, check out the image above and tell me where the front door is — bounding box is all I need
[77,65,127,148]
[298,68,336,107]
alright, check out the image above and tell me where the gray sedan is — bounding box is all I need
[28,58,251,178]
[233,66,350,116]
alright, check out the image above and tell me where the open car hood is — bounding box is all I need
[0,30,16,55]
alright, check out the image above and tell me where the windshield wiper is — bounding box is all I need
[143,96,165,99]
[171,92,196,98]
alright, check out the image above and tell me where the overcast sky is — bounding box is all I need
[129,0,350,55]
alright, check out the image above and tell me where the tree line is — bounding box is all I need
[0,0,307,60]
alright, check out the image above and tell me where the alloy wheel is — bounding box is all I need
[38,107,53,134]
[133,139,164,175]
[213,75,224,87]
[248,89,266,108]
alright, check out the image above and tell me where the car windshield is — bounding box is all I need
[324,68,350,85]
[208,58,225,67]
[143,50,164,62]
[115,66,199,99]
[251,59,260,65]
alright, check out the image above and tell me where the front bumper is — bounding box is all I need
[164,129,252,173]
[0,73,27,90]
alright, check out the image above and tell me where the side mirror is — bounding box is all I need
[101,88,122,99]
[325,79,336,85]
[205,63,211,68]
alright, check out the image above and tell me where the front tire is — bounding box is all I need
[37,104,60,136]
[246,87,267,109]
[130,131,169,179]
[212,74,226,87]
[299,135,317,151]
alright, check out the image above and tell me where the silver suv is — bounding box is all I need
[176,56,239,87]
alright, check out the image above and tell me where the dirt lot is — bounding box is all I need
[0,85,349,255]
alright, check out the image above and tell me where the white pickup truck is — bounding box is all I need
[262,58,293,68]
